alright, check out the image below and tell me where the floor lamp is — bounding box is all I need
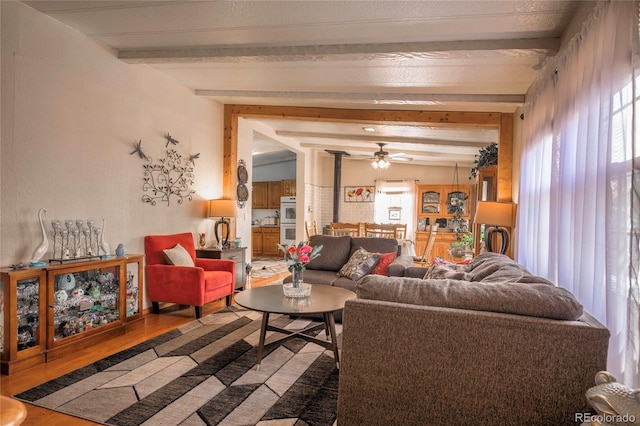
[474,201,515,255]
[208,199,238,249]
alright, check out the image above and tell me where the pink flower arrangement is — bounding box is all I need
[278,241,323,273]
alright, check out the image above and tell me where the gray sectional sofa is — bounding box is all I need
[282,234,413,322]
[337,252,610,425]
[282,234,413,292]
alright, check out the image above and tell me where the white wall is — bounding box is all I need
[1,3,225,287]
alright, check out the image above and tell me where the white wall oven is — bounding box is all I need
[280,196,296,224]
[280,196,296,246]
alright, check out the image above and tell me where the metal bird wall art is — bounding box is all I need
[130,140,149,161]
[129,132,195,206]
[189,153,200,165]
[165,133,180,148]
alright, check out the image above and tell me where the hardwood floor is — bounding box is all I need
[0,272,289,426]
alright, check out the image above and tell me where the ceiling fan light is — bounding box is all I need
[372,157,390,169]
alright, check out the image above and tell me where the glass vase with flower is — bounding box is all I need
[277,241,323,297]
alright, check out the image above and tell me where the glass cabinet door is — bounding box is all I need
[125,262,139,317]
[52,265,120,341]
[16,277,41,351]
[421,190,441,214]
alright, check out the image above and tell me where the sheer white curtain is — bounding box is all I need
[374,180,416,241]
[518,0,639,386]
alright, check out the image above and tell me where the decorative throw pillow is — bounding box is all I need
[163,243,194,266]
[433,256,470,270]
[371,252,397,276]
[338,248,381,281]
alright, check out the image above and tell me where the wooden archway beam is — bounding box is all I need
[222,105,512,200]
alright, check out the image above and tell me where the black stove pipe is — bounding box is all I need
[326,150,349,223]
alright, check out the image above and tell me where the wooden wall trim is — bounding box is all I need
[498,113,513,202]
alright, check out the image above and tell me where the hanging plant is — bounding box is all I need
[469,142,498,179]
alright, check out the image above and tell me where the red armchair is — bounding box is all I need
[144,233,235,318]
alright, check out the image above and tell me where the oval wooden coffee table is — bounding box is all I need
[234,284,356,369]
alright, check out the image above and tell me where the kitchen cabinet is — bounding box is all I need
[196,247,246,291]
[0,255,144,374]
[252,227,281,258]
[252,182,269,209]
[281,179,296,196]
[262,228,281,256]
[268,182,281,209]
[252,181,283,209]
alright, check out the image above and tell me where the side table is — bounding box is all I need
[196,247,246,291]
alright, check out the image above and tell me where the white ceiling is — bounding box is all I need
[23,0,583,166]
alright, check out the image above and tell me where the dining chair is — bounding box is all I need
[420,224,439,264]
[330,222,360,237]
[394,224,407,239]
[305,220,318,240]
[364,223,397,239]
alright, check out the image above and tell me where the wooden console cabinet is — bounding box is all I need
[415,231,461,263]
[0,255,144,374]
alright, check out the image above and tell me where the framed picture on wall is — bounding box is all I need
[388,208,401,220]
[344,186,375,202]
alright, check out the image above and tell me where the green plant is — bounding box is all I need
[469,142,498,179]
[460,233,473,248]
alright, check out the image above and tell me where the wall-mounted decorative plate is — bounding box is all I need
[238,162,248,184]
[238,160,249,183]
[237,183,249,202]
[237,159,249,208]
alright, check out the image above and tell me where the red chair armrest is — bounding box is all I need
[195,258,235,274]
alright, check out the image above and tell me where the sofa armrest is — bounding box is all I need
[338,298,609,425]
[386,255,413,277]
[403,265,429,278]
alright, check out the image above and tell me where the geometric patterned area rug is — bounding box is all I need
[15,306,341,425]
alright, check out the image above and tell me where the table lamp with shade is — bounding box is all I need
[474,201,515,254]
[208,199,238,249]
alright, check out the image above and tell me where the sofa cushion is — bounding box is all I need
[306,235,352,272]
[468,252,554,285]
[338,248,381,281]
[356,274,584,320]
[163,243,195,267]
[350,237,399,257]
[289,269,342,286]
[372,252,397,275]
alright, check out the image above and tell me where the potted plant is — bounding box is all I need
[449,232,473,259]
[469,142,498,179]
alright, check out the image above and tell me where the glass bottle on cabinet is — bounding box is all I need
[51,264,120,342]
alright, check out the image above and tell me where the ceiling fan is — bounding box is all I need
[370,143,413,169]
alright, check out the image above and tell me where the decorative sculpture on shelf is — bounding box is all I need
[29,208,49,267]
[49,217,107,262]
[580,371,640,426]
[100,217,111,258]
[130,133,198,206]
